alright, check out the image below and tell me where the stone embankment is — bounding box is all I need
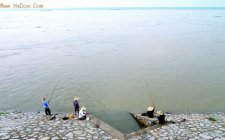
[1,111,225,140]
[127,113,225,140]
[0,111,116,140]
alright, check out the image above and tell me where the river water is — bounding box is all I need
[0,10,225,133]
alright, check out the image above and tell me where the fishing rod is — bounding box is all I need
[150,92,155,108]
[86,110,106,114]
[48,81,59,104]
[148,83,155,108]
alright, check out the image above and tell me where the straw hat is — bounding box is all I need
[80,107,86,111]
[147,106,154,111]
[157,111,163,115]
[74,96,79,101]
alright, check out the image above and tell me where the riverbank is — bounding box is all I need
[0,110,124,140]
[126,112,225,140]
[1,111,225,140]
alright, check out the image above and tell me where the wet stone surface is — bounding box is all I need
[127,113,225,140]
[0,111,112,140]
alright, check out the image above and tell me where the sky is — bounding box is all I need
[2,0,225,8]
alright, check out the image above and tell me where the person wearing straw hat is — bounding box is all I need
[73,97,80,117]
[78,107,87,120]
[147,106,155,118]
[42,97,51,116]
[156,111,165,124]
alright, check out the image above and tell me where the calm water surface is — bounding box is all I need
[0,10,225,133]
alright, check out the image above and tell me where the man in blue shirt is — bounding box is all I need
[42,97,51,115]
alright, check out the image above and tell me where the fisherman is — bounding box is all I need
[147,106,155,118]
[156,111,165,124]
[141,106,155,118]
[73,96,80,117]
[79,107,87,120]
[42,97,51,116]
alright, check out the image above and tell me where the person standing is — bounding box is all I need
[73,96,80,117]
[42,97,51,116]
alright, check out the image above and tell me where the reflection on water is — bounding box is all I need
[0,10,225,133]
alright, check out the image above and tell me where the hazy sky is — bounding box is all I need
[3,0,225,8]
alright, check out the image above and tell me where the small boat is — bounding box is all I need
[130,112,157,127]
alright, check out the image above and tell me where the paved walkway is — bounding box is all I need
[0,111,113,140]
[2,111,225,140]
[127,113,225,140]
